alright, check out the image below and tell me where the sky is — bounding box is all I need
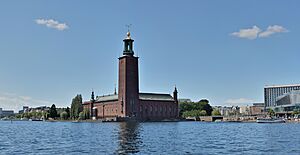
[0,1,299,112]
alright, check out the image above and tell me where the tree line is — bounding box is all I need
[179,99,221,118]
[18,94,90,120]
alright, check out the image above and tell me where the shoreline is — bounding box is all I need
[3,118,300,123]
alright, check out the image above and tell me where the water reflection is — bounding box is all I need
[116,122,141,154]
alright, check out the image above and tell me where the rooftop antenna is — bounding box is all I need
[114,83,117,95]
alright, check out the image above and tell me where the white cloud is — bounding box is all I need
[35,18,69,31]
[231,25,288,40]
[0,92,58,113]
[225,98,254,106]
[258,25,288,38]
[231,25,261,40]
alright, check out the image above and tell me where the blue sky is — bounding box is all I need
[0,1,299,112]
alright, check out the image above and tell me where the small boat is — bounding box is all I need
[256,118,285,123]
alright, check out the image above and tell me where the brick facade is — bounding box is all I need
[83,32,178,121]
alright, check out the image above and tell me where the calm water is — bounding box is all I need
[1,121,300,155]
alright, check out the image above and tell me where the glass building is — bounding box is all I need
[264,84,300,108]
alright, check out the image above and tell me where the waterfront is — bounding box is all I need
[1,121,300,154]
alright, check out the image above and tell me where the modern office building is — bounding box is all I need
[264,84,300,108]
[273,90,300,113]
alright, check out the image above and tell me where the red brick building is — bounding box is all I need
[83,32,178,121]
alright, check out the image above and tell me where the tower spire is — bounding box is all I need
[123,25,134,56]
[91,89,95,101]
[173,85,178,102]
[114,83,117,95]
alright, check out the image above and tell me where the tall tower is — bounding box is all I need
[173,86,179,118]
[118,31,140,118]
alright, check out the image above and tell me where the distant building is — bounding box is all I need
[249,103,264,116]
[239,106,250,115]
[253,103,264,107]
[274,90,300,114]
[0,108,14,117]
[19,106,29,114]
[178,99,192,103]
[264,84,300,108]
[19,106,49,114]
[214,106,240,116]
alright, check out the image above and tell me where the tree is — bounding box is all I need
[66,107,70,118]
[49,104,58,119]
[70,94,83,119]
[179,102,193,116]
[179,99,213,117]
[60,111,68,120]
[198,100,213,116]
[79,112,85,120]
[212,109,221,116]
[199,110,207,116]
[268,109,275,116]
[83,108,90,120]
[42,111,49,120]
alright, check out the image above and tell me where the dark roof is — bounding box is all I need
[139,93,174,101]
[96,94,118,102]
[83,92,175,104]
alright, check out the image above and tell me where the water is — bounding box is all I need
[1,121,300,155]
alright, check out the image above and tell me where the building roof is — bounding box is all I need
[96,94,118,102]
[178,99,192,103]
[86,92,175,104]
[139,93,174,101]
[253,103,264,107]
[265,84,300,88]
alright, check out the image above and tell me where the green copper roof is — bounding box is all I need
[96,94,118,102]
[139,93,174,101]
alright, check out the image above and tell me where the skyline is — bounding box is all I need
[1,1,300,112]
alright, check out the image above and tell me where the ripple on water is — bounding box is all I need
[1,121,300,154]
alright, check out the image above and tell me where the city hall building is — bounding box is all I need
[83,32,179,121]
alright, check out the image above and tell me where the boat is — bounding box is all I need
[256,118,285,123]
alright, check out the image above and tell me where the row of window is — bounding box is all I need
[265,86,300,107]
[140,105,176,114]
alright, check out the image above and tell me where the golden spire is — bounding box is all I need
[126,31,131,39]
[125,24,132,39]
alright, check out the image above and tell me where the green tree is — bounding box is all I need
[49,104,58,119]
[212,109,221,116]
[70,94,83,119]
[199,110,207,116]
[79,112,85,120]
[179,102,193,116]
[182,109,208,118]
[60,111,68,120]
[42,111,49,120]
[268,109,275,116]
[179,99,213,117]
[83,108,90,120]
[16,114,22,119]
[66,107,70,118]
[198,100,213,116]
